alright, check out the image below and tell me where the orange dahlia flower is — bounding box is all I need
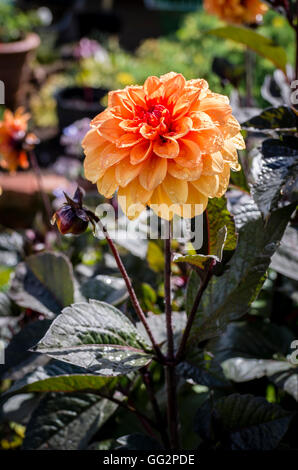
[82,72,245,220]
[204,0,268,24]
[0,108,37,173]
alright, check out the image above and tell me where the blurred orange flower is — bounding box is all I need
[204,0,268,24]
[0,108,37,173]
[82,72,245,220]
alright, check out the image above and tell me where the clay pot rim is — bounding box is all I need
[0,33,40,54]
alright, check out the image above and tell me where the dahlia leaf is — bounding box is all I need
[3,360,118,397]
[9,252,75,318]
[116,433,162,450]
[23,392,119,450]
[186,198,295,344]
[250,137,298,219]
[242,106,298,133]
[271,225,298,281]
[79,275,129,306]
[33,300,152,376]
[194,394,293,450]
[174,196,237,270]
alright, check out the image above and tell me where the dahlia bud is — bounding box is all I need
[51,187,97,235]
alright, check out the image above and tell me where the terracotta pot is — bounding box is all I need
[0,33,40,110]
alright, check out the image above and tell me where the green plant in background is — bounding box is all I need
[0,1,41,43]
[30,8,294,128]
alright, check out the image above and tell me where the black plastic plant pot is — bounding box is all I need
[56,86,109,130]
[76,11,122,36]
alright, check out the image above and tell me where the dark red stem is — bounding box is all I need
[164,221,179,449]
[140,367,170,448]
[96,218,164,362]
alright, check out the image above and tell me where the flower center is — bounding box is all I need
[138,104,171,129]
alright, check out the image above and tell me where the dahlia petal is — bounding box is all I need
[221,115,241,139]
[118,179,152,220]
[115,158,144,187]
[96,167,118,198]
[139,155,167,191]
[166,116,192,139]
[190,111,215,130]
[140,123,158,140]
[153,137,179,159]
[222,140,239,164]
[117,133,143,148]
[97,118,125,143]
[202,152,224,175]
[82,128,106,152]
[162,174,188,204]
[174,138,201,168]
[99,143,129,169]
[168,159,203,181]
[231,132,246,150]
[91,109,111,127]
[164,73,186,105]
[215,163,231,197]
[191,128,224,154]
[84,142,110,183]
[108,90,133,118]
[172,88,201,119]
[119,119,141,132]
[149,185,180,221]
[130,140,152,165]
[185,184,208,218]
[126,86,147,107]
[198,95,232,125]
[144,76,162,97]
[186,79,209,100]
[191,174,220,197]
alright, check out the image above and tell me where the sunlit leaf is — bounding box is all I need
[174,197,237,270]
[242,106,298,132]
[4,360,118,397]
[250,137,298,219]
[34,300,152,376]
[209,26,287,72]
